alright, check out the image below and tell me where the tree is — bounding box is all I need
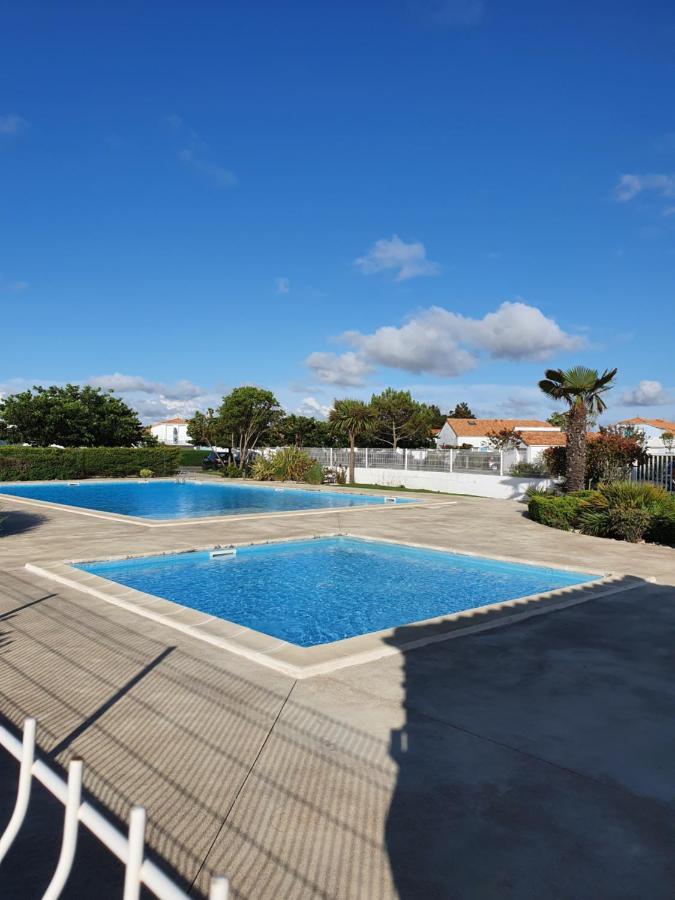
[538,367,617,492]
[369,389,437,449]
[0,384,148,447]
[273,414,335,448]
[448,402,475,419]
[661,431,674,453]
[485,427,521,451]
[547,411,568,428]
[329,399,374,484]
[216,386,282,467]
[187,409,225,458]
[543,427,647,487]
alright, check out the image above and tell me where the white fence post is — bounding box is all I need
[499,451,503,476]
[43,758,84,900]
[449,449,453,473]
[365,447,369,468]
[404,449,408,470]
[0,717,36,863]
[0,717,229,900]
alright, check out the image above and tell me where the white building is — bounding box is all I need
[149,417,190,446]
[435,417,563,460]
[615,417,675,452]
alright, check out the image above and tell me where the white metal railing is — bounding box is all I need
[0,718,228,900]
[631,453,675,492]
[304,446,505,475]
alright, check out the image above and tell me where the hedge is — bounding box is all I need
[528,485,675,546]
[179,448,210,467]
[0,446,182,481]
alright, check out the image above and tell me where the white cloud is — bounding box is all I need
[0,276,28,293]
[620,380,674,406]
[0,114,27,136]
[87,373,205,401]
[177,148,237,188]
[355,235,441,281]
[615,174,675,202]
[296,396,332,419]
[276,276,290,294]
[164,114,237,188]
[305,351,373,387]
[308,301,584,385]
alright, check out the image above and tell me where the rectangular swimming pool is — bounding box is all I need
[0,480,407,519]
[76,537,596,646]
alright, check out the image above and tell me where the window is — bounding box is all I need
[173,427,179,444]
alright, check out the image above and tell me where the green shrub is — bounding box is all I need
[0,446,181,481]
[646,507,675,547]
[250,456,276,481]
[270,447,323,483]
[578,482,674,543]
[139,468,154,478]
[179,449,210,467]
[528,492,591,531]
[304,462,324,485]
[509,461,549,477]
[219,463,245,478]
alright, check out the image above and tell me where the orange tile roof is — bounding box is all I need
[616,417,675,433]
[151,417,188,426]
[517,431,567,446]
[445,418,556,437]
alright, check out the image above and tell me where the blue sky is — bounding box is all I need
[2,0,675,423]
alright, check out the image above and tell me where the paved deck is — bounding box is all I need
[1,488,674,898]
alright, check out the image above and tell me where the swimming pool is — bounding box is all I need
[76,537,596,646]
[0,480,406,519]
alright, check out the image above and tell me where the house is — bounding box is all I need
[149,417,190,446]
[436,418,562,459]
[614,418,675,452]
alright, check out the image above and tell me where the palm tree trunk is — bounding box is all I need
[565,401,587,492]
[348,431,356,484]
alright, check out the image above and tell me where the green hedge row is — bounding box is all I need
[179,448,210,466]
[528,484,675,546]
[0,446,182,481]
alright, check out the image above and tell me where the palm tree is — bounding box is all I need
[539,366,617,492]
[329,399,374,484]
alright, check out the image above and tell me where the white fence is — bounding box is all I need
[0,717,228,899]
[304,447,524,476]
[632,453,675,492]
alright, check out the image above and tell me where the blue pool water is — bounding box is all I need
[76,537,595,646]
[0,480,403,519]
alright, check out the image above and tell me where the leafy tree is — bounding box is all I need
[485,427,521,451]
[0,384,149,447]
[547,411,568,428]
[538,366,617,492]
[273,414,335,448]
[543,427,644,487]
[214,385,282,469]
[329,399,374,484]
[370,389,437,449]
[187,409,226,456]
[427,404,446,430]
[662,431,675,453]
[448,402,475,419]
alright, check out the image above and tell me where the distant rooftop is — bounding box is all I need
[445,418,558,437]
[617,417,675,433]
[150,417,188,426]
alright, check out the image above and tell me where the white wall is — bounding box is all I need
[150,422,190,445]
[353,466,553,500]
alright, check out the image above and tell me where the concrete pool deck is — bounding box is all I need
[1,486,674,897]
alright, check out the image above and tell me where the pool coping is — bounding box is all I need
[24,534,650,680]
[0,476,439,527]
